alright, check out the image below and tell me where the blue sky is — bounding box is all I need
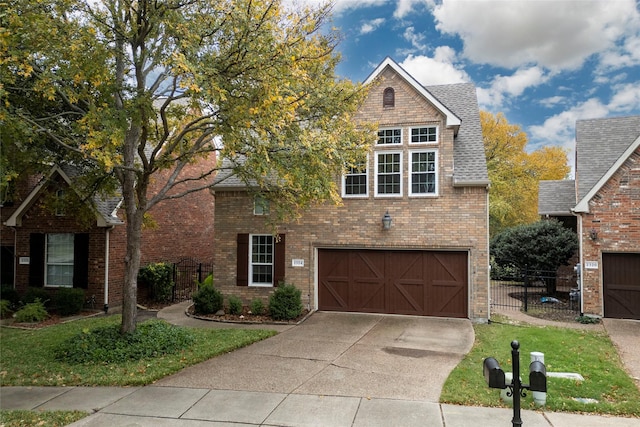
[296,0,640,173]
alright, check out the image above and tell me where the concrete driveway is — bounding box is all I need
[156,311,475,402]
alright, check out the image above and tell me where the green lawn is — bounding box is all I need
[0,315,277,386]
[0,410,87,427]
[440,316,640,417]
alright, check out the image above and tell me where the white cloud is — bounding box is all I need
[360,18,385,35]
[400,50,470,85]
[403,27,426,51]
[394,0,435,19]
[477,67,549,110]
[608,82,640,113]
[539,96,565,109]
[432,0,639,71]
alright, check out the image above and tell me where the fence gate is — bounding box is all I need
[173,258,213,302]
[490,268,580,318]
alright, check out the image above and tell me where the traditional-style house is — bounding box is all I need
[539,116,640,320]
[211,57,490,321]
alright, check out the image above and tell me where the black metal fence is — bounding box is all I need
[490,268,580,316]
[172,258,213,302]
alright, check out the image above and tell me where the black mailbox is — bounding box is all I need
[529,360,547,392]
[483,357,506,389]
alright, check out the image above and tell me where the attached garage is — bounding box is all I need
[318,249,468,318]
[603,253,640,320]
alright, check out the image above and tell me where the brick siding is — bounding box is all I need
[580,148,640,315]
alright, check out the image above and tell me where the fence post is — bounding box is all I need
[523,267,529,312]
[197,263,203,284]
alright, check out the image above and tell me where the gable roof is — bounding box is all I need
[573,116,640,213]
[364,57,461,131]
[427,82,489,186]
[538,180,576,216]
[4,165,123,227]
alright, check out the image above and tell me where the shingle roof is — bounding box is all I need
[426,83,489,185]
[575,116,640,202]
[538,180,576,215]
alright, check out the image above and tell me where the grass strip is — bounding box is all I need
[0,410,88,427]
[0,315,277,386]
[440,317,640,417]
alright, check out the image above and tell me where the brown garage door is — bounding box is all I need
[318,249,468,318]
[603,253,640,320]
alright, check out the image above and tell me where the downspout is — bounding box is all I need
[104,227,110,313]
[576,214,584,316]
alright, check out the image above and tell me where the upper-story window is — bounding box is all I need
[383,87,395,108]
[377,128,401,145]
[375,151,402,196]
[410,150,438,196]
[342,161,368,197]
[410,126,438,144]
[55,189,66,216]
[254,195,270,215]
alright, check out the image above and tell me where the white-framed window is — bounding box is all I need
[45,233,74,287]
[250,234,274,286]
[254,196,270,215]
[375,151,402,196]
[55,189,65,216]
[342,160,369,197]
[409,150,438,196]
[410,126,438,144]
[377,128,402,145]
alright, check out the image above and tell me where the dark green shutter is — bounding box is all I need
[73,233,89,289]
[29,233,45,287]
[236,234,249,286]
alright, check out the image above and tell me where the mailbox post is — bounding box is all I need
[483,340,547,427]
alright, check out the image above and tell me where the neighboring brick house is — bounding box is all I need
[1,160,215,311]
[211,57,490,321]
[539,116,640,320]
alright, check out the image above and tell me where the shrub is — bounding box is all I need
[54,288,85,316]
[22,287,52,308]
[0,299,12,318]
[54,320,196,364]
[192,283,223,315]
[250,298,265,315]
[0,286,20,305]
[138,262,174,303]
[14,299,48,323]
[268,283,303,320]
[490,219,578,273]
[227,295,243,315]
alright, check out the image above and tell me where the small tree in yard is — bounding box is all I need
[2,0,373,334]
[491,219,578,292]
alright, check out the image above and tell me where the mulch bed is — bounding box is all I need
[186,305,310,325]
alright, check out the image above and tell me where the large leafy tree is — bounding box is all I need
[481,111,570,236]
[1,0,373,333]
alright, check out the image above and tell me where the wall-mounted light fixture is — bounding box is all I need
[382,211,392,230]
[589,228,598,241]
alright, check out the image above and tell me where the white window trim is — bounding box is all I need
[45,233,74,288]
[409,126,439,145]
[253,196,270,215]
[409,149,439,197]
[375,150,403,198]
[341,158,369,198]
[376,127,402,145]
[249,234,274,287]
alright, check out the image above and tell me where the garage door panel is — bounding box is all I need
[389,281,424,314]
[429,281,466,318]
[351,279,386,312]
[318,249,467,318]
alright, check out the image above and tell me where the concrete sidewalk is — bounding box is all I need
[2,385,640,427]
